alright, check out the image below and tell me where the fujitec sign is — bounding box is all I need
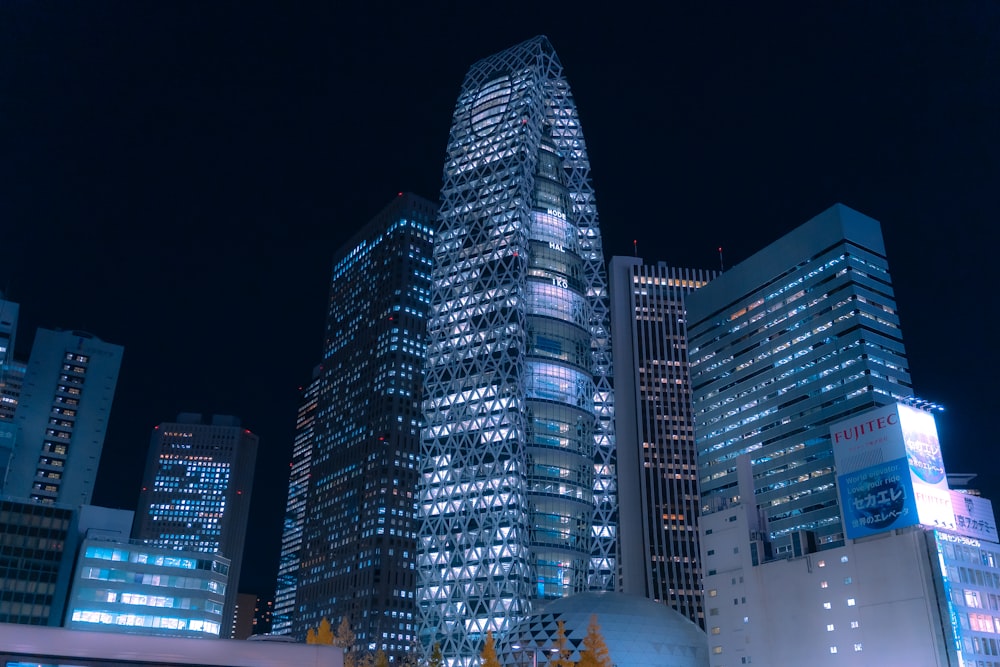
[831,403,955,539]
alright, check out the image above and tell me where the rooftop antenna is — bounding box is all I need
[718,247,725,272]
[633,239,638,257]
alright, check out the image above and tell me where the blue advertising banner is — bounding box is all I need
[838,456,919,539]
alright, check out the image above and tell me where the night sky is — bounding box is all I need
[2,2,998,596]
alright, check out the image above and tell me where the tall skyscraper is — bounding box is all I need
[133,413,258,638]
[0,295,23,479]
[0,359,25,424]
[417,36,615,665]
[608,257,714,627]
[0,293,17,368]
[1,297,25,478]
[272,366,320,636]
[686,203,913,554]
[291,193,437,659]
[5,328,123,505]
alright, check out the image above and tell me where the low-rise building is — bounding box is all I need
[0,623,342,667]
[65,536,230,638]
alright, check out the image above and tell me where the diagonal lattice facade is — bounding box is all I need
[417,36,616,667]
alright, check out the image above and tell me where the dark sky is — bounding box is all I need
[2,2,998,596]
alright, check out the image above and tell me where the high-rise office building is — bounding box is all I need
[0,356,23,485]
[417,36,615,665]
[0,293,18,369]
[291,193,436,659]
[272,366,320,636]
[0,359,25,424]
[5,328,123,505]
[1,295,24,478]
[686,203,913,554]
[609,257,714,628]
[133,413,258,639]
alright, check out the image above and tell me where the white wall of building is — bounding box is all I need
[702,511,956,666]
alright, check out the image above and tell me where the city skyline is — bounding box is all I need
[2,2,997,596]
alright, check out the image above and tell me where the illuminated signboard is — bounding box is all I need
[831,403,905,474]
[836,457,919,538]
[913,484,956,531]
[831,403,955,539]
[897,403,947,489]
[940,491,998,542]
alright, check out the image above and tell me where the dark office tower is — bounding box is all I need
[0,296,22,482]
[609,257,714,628]
[133,413,258,639]
[233,593,257,640]
[0,294,17,369]
[0,297,22,480]
[252,596,273,635]
[0,359,25,424]
[6,329,123,505]
[272,366,320,636]
[417,36,615,665]
[292,193,437,660]
[686,204,913,555]
[0,497,77,625]
[0,369,21,485]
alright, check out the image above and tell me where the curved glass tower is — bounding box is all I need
[417,36,615,666]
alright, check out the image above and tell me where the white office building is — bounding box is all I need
[700,402,998,666]
[5,328,123,505]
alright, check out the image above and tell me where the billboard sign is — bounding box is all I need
[832,403,954,539]
[837,456,919,538]
[830,403,905,474]
[940,491,998,542]
[897,403,947,488]
[913,484,959,531]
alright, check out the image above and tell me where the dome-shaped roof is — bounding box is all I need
[498,592,708,667]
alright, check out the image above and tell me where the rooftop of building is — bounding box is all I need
[685,203,886,322]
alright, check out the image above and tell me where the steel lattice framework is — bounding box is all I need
[417,36,616,667]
